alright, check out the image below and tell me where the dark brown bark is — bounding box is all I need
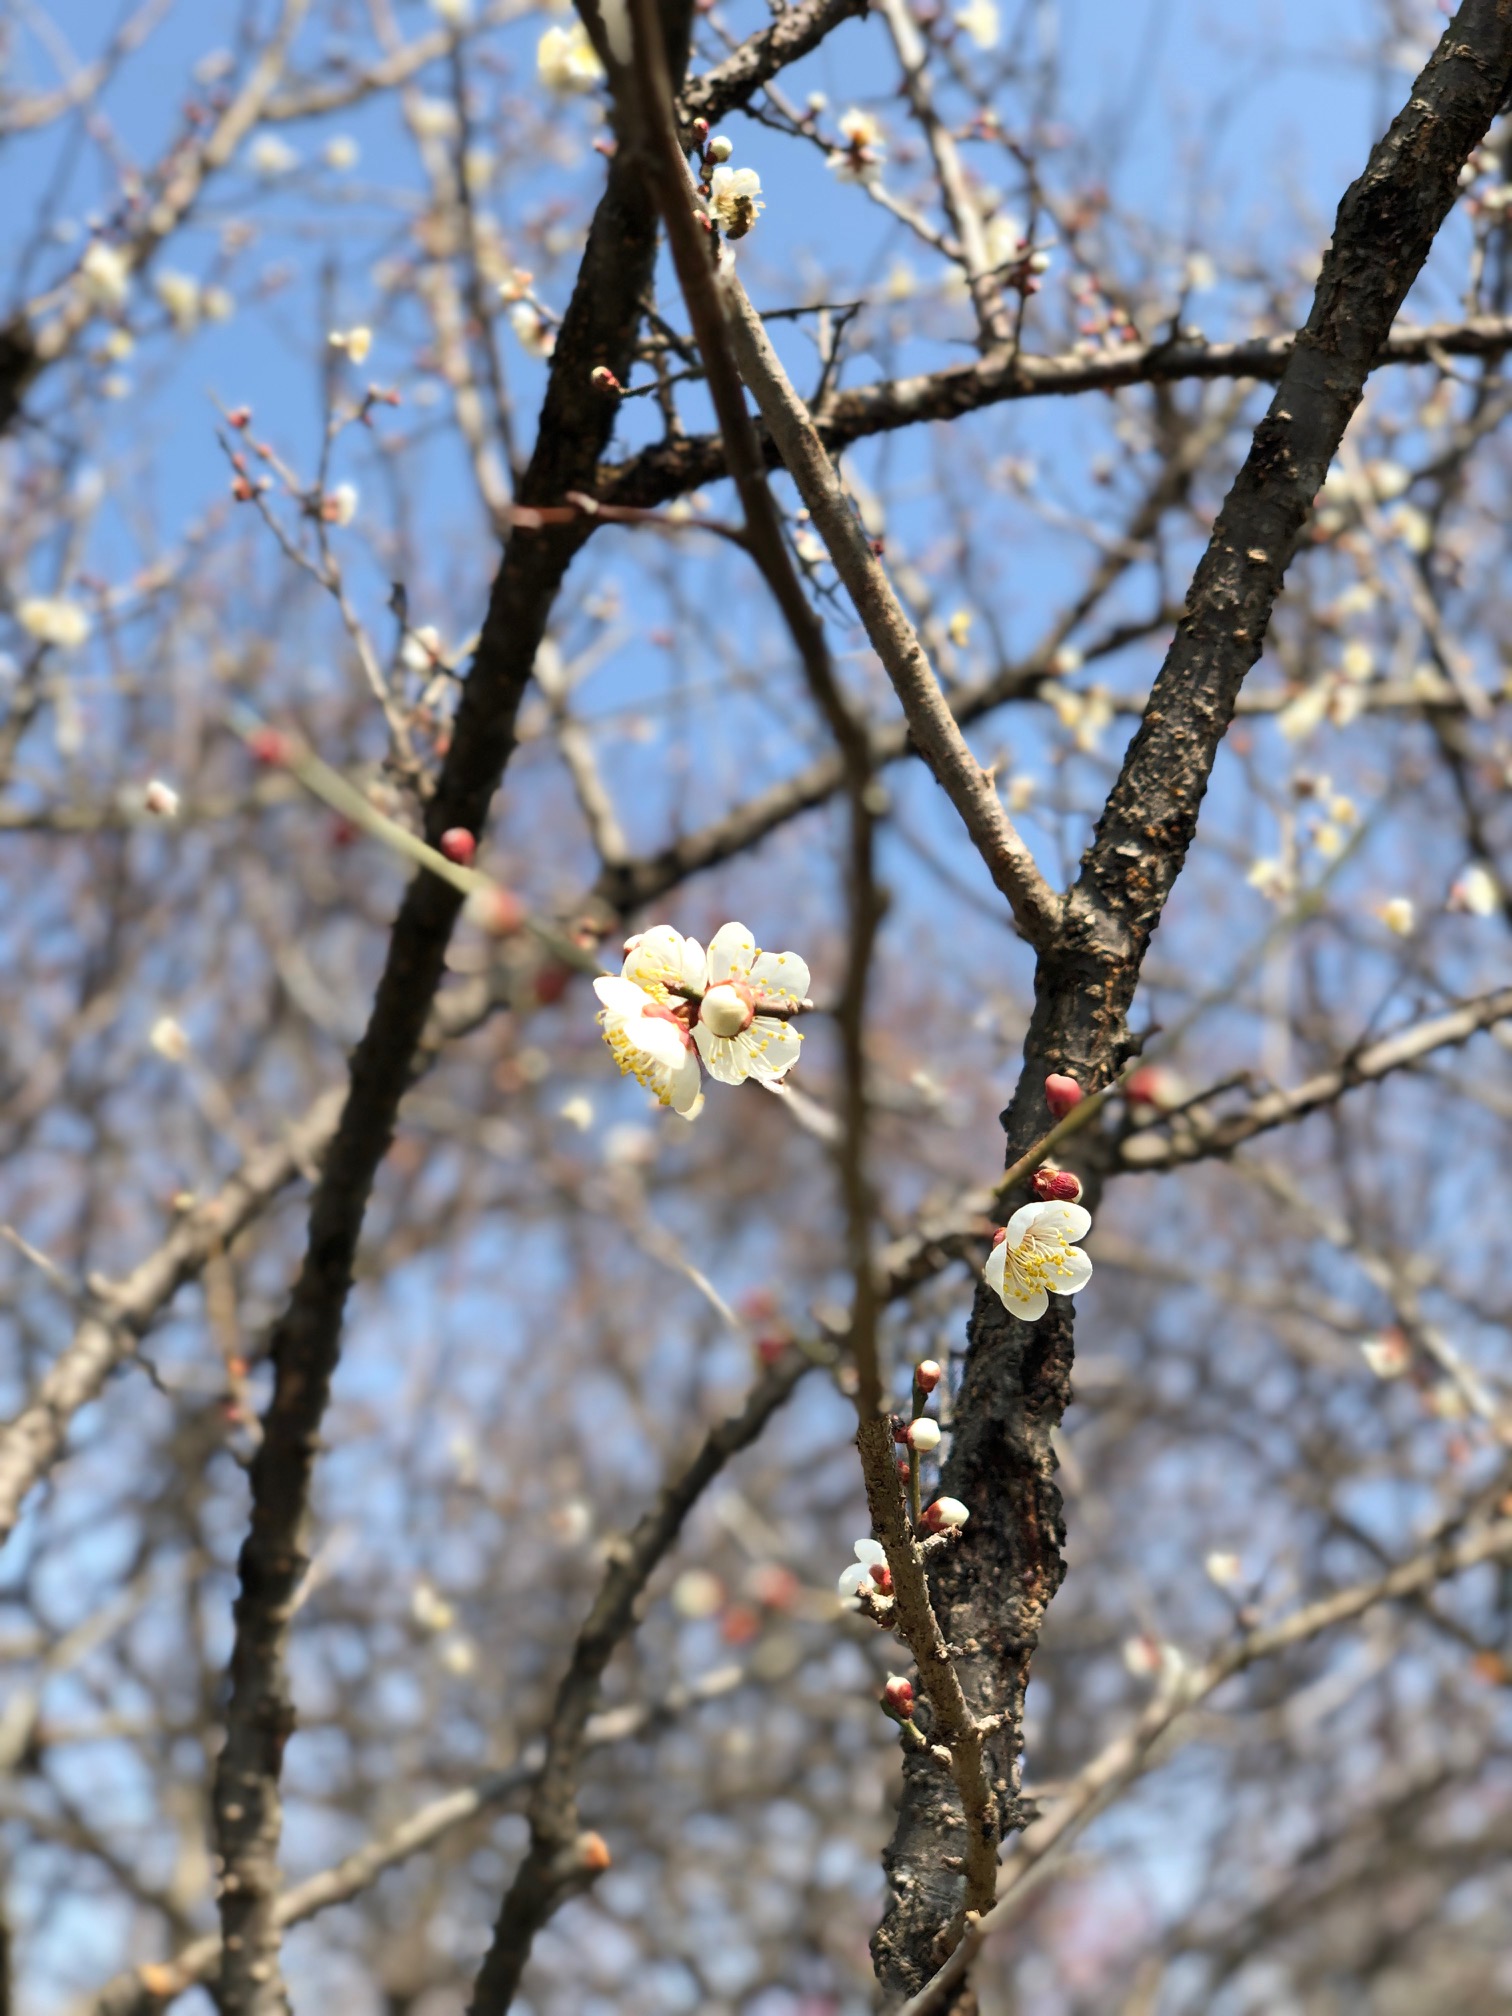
[209,9,695,2006]
[872,5,1512,2000]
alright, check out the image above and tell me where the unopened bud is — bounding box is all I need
[1044,1072,1084,1119]
[576,1831,612,1872]
[144,778,181,818]
[915,1359,942,1392]
[921,1497,969,1534]
[707,134,733,161]
[246,726,292,766]
[1031,1166,1083,1203]
[699,980,755,1038]
[905,1417,941,1455]
[691,117,709,144]
[882,1673,915,1717]
[1360,1329,1411,1380]
[226,406,251,429]
[755,1333,789,1367]
[439,827,477,866]
[463,884,527,936]
[590,364,622,393]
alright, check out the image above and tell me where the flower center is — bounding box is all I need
[1011,1229,1079,1291]
[699,980,755,1039]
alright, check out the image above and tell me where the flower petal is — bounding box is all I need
[693,1023,747,1085]
[837,1563,869,1598]
[667,1050,704,1115]
[594,974,648,1015]
[1030,1200,1091,1243]
[983,1242,1008,1294]
[631,1014,688,1070]
[1000,1283,1049,1321]
[623,925,701,998]
[855,1538,887,1567]
[1005,1201,1044,1250]
[750,948,810,1005]
[736,1016,801,1082]
[1052,1247,1093,1296]
[706,921,756,985]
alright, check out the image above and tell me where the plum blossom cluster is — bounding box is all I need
[592,923,809,1120]
[687,121,764,240]
[980,1073,1096,1321]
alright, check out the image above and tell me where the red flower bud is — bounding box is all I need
[247,726,292,766]
[533,961,572,1006]
[439,827,477,867]
[882,1674,915,1717]
[1044,1073,1084,1119]
[915,1359,942,1392]
[1031,1166,1084,1203]
[576,1831,612,1872]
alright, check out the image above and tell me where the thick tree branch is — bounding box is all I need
[875,7,1512,2001]
[600,314,1512,512]
[207,10,694,2001]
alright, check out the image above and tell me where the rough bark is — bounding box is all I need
[871,5,1512,2000]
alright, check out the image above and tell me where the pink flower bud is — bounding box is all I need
[905,1418,941,1455]
[576,1831,612,1872]
[1045,1073,1084,1119]
[439,827,477,866]
[882,1674,915,1717]
[247,726,292,766]
[990,1224,1008,1247]
[920,1497,969,1534]
[1031,1166,1084,1203]
[870,1561,893,1594]
[915,1359,942,1393]
[463,885,527,936]
[589,364,622,393]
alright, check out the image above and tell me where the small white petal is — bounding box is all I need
[983,1242,1008,1294]
[737,1016,802,1082]
[855,1539,887,1567]
[1027,1200,1092,1242]
[1000,1284,1049,1321]
[706,921,757,984]
[750,948,811,1003]
[693,1023,747,1085]
[837,1563,870,1598]
[1053,1247,1093,1295]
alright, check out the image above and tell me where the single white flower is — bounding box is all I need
[707,164,765,238]
[830,107,885,183]
[17,596,91,650]
[1204,1550,1243,1589]
[411,1580,455,1632]
[1360,1331,1411,1379]
[1449,863,1498,916]
[537,22,603,93]
[955,0,999,46]
[983,1200,1093,1321]
[400,623,445,674]
[1245,855,1293,903]
[509,301,555,359]
[693,921,807,1086]
[410,94,460,138]
[593,974,703,1119]
[328,325,372,364]
[80,240,130,313]
[558,1093,595,1131]
[440,1634,476,1675]
[837,1537,890,1601]
[324,135,359,172]
[248,134,298,179]
[671,1568,724,1619]
[150,1015,190,1063]
[153,269,200,332]
[1378,895,1416,937]
[326,482,359,527]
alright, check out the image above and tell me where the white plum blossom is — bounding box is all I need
[510,301,555,359]
[1361,1331,1411,1379]
[1449,863,1498,916]
[693,922,807,1086]
[1378,896,1416,937]
[707,165,764,238]
[593,974,703,1119]
[149,1015,190,1063]
[154,270,200,332]
[983,1200,1093,1321]
[830,107,885,183]
[80,241,130,313]
[248,134,298,179]
[324,136,360,172]
[1204,1551,1243,1589]
[955,0,1000,46]
[329,325,372,364]
[838,1537,891,1601]
[537,21,603,93]
[17,597,91,650]
[326,482,359,527]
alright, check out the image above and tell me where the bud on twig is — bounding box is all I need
[915,1359,941,1393]
[905,1417,941,1455]
[439,827,477,867]
[882,1673,915,1717]
[1045,1073,1084,1119]
[1031,1165,1083,1203]
[921,1497,969,1533]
